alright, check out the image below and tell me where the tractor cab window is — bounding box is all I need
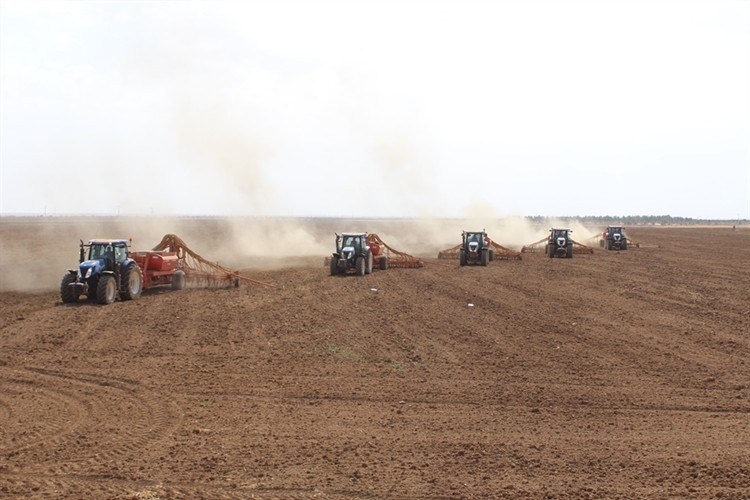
[89,245,107,260]
[114,246,127,263]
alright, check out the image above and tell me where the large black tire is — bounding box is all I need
[172,270,186,290]
[120,263,143,300]
[605,240,611,251]
[547,244,554,258]
[330,256,339,276]
[60,273,78,303]
[489,249,495,262]
[481,249,489,266]
[356,256,366,276]
[96,275,117,305]
[622,240,628,250]
[459,249,467,267]
[379,255,388,270]
[365,253,373,274]
[566,244,574,258]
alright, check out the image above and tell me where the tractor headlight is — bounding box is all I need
[85,267,93,279]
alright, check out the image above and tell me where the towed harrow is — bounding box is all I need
[366,233,424,268]
[152,234,274,288]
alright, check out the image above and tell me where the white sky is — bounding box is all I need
[1,0,748,219]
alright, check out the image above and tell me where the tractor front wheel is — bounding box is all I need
[96,275,117,305]
[330,256,339,276]
[60,274,78,303]
[121,263,143,300]
[459,249,467,267]
[566,244,574,258]
[365,253,373,274]
[356,256,366,276]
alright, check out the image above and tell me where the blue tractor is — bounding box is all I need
[60,239,144,305]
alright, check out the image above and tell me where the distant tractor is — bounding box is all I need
[459,230,492,266]
[330,233,381,276]
[600,226,628,250]
[545,228,574,258]
[60,239,185,305]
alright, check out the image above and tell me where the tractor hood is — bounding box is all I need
[79,259,105,279]
[468,241,479,252]
[556,237,566,247]
[341,246,355,257]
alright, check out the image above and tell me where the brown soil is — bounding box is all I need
[1,220,749,498]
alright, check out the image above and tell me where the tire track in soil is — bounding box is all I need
[0,366,182,495]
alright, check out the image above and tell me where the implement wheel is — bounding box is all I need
[172,270,186,290]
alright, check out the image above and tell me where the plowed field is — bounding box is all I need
[1,219,749,498]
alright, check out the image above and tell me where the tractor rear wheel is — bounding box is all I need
[379,255,388,270]
[121,263,143,300]
[330,256,339,276]
[172,270,186,290]
[547,244,554,258]
[481,249,489,266]
[96,275,117,305]
[459,249,467,267]
[489,249,495,262]
[356,256,366,276]
[622,240,628,250]
[60,274,78,303]
[365,253,373,274]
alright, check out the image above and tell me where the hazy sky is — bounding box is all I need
[1,0,748,219]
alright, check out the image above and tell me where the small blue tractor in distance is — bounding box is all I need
[60,239,144,305]
[330,233,375,276]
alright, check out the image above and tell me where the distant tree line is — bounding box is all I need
[526,215,747,225]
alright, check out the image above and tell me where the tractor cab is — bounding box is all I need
[463,231,486,253]
[79,239,130,277]
[607,226,624,241]
[338,233,367,256]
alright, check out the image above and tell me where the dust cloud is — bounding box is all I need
[0,214,606,293]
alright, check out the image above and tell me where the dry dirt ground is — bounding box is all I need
[0,219,749,498]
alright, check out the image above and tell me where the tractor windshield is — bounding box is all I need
[466,233,483,244]
[342,235,362,249]
[89,244,112,260]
